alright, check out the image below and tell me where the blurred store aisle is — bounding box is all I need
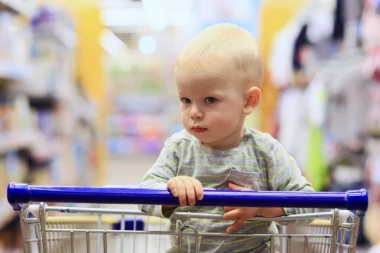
[107,155,156,187]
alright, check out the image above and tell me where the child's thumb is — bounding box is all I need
[228,182,249,190]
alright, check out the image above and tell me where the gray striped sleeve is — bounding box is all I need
[266,138,318,225]
[139,139,179,218]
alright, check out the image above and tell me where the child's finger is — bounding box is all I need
[223,209,240,220]
[226,219,245,233]
[167,179,178,197]
[175,180,188,206]
[183,178,196,206]
[228,182,249,191]
[223,206,236,212]
[191,178,204,201]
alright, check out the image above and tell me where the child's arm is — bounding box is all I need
[267,139,318,225]
[139,144,178,218]
[139,139,204,218]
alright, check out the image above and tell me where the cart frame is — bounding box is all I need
[7,183,368,253]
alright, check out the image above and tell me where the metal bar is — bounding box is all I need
[46,206,148,215]
[64,223,70,253]
[281,226,287,253]
[46,228,176,235]
[178,226,183,252]
[96,206,102,253]
[304,236,308,253]
[119,215,125,253]
[336,244,353,249]
[20,208,30,253]
[339,228,344,253]
[330,209,339,253]
[158,218,162,253]
[286,235,291,253]
[57,224,67,253]
[25,238,40,243]
[341,228,348,253]
[178,225,200,253]
[44,206,335,223]
[317,230,322,253]
[349,214,361,253]
[323,226,329,253]
[270,235,275,253]
[103,232,107,253]
[34,223,43,253]
[339,223,355,229]
[7,183,368,211]
[70,231,74,253]
[174,211,334,221]
[57,223,62,253]
[194,227,200,253]
[39,203,48,253]
[47,223,53,252]
[339,229,346,253]
[86,231,90,253]
[143,216,147,253]
[44,228,332,238]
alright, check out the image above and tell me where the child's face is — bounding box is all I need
[176,71,247,150]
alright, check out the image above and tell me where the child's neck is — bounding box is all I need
[202,127,245,151]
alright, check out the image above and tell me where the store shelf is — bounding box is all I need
[34,28,77,49]
[0,61,30,82]
[0,0,37,19]
[0,131,37,154]
[0,197,17,230]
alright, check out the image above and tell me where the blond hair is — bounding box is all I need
[175,23,263,88]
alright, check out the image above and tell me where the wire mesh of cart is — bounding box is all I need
[7,183,368,253]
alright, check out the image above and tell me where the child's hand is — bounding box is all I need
[167,176,203,206]
[223,182,285,233]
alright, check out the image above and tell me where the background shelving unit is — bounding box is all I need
[0,0,37,20]
[0,0,37,234]
[0,2,97,246]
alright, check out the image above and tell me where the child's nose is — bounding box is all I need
[190,105,203,119]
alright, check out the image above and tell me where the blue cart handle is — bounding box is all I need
[7,183,368,212]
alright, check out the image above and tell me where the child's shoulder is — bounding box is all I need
[244,127,280,149]
[164,129,194,147]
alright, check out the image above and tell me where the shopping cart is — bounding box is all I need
[7,183,368,253]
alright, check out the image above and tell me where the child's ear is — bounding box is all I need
[243,86,261,115]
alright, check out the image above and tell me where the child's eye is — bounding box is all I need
[181,98,191,104]
[204,97,217,104]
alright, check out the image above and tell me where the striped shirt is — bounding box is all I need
[139,127,316,253]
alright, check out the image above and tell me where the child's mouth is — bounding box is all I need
[191,126,207,133]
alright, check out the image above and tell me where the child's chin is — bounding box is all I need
[190,133,207,142]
